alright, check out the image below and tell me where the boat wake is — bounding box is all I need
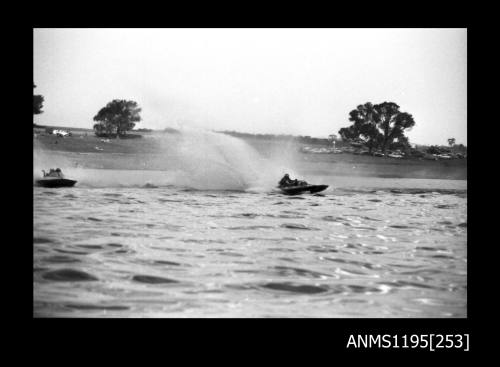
[34,129,300,191]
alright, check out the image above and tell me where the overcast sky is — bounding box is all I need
[33,28,467,145]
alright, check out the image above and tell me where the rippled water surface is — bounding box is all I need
[34,177,467,317]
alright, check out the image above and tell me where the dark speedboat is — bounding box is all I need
[36,168,77,188]
[280,184,329,195]
[36,178,77,188]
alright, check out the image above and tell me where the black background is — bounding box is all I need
[7,1,483,357]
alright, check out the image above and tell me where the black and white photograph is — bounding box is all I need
[33,28,467,318]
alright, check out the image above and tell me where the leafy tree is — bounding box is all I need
[338,102,381,153]
[349,102,383,153]
[33,84,44,115]
[93,99,141,137]
[93,122,111,136]
[338,101,415,153]
[448,138,456,146]
[389,135,411,152]
[339,126,360,141]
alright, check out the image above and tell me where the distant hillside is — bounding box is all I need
[218,130,329,145]
[33,125,466,156]
[33,124,93,132]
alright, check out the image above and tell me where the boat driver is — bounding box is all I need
[279,174,298,187]
[45,168,63,178]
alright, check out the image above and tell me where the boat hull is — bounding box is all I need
[36,178,77,188]
[280,184,328,195]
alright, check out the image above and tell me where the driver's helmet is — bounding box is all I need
[56,168,61,172]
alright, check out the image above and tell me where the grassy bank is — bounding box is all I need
[33,128,467,180]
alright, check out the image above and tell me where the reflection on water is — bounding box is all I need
[34,179,467,318]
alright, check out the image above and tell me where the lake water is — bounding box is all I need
[33,174,467,318]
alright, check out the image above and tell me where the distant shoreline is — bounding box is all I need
[33,127,467,181]
[33,124,466,149]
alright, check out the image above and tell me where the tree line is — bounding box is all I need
[33,86,461,150]
[92,100,141,137]
[33,84,44,115]
[338,102,415,154]
[34,86,141,137]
